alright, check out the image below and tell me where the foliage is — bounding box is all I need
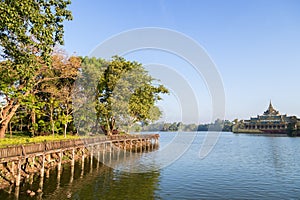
[1,53,169,137]
[0,0,73,138]
[287,122,297,137]
[95,56,169,135]
[73,57,107,135]
[141,119,233,132]
[0,0,72,64]
[0,52,81,138]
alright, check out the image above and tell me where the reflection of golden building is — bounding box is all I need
[233,101,300,135]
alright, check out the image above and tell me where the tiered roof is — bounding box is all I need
[263,100,279,116]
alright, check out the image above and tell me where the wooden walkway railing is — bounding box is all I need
[0,134,159,160]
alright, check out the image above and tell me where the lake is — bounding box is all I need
[1,132,300,199]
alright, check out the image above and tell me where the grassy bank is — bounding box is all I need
[0,134,84,148]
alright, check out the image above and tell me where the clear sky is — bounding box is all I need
[63,0,300,123]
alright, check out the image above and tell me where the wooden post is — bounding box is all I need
[90,146,93,162]
[109,143,112,164]
[39,175,44,193]
[130,140,132,152]
[58,150,62,172]
[71,148,75,167]
[129,140,132,156]
[46,168,50,178]
[102,144,105,162]
[11,161,15,176]
[46,154,51,162]
[57,166,61,189]
[97,145,101,162]
[97,151,100,171]
[135,140,138,153]
[14,186,20,200]
[70,163,74,184]
[90,147,93,173]
[41,154,45,178]
[111,142,114,158]
[145,139,147,152]
[140,139,143,152]
[39,155,45,194]
[151,139,154,151]
[123,141,127,161]
[15,159,21,187]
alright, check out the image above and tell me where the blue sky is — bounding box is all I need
[63,0,300,123]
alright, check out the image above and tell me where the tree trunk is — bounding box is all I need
[0,122,8,138]
[106,117,112,136]
[64,123,67,138]
[0,103,20,138]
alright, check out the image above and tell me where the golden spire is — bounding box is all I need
[268,100,274,110]
[264,100,279,115]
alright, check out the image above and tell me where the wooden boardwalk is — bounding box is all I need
[0,134,159,187]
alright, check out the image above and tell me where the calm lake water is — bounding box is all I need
[1,132,300,199]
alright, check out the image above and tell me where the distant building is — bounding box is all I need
[232,101,300,135]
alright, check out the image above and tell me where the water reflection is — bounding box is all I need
[0,149,161,200]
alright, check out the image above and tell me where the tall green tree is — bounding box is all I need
[73,57,107,135]
[0,0,72,138]
[96,56,169,135]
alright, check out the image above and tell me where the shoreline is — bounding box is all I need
[232,132,288,137]
[0,134,159,190]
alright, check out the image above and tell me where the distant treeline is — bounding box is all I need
[134,119,234,132]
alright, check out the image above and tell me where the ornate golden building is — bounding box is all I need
[232,101,300,135]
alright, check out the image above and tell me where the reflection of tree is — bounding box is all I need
[0,154,161,199]
[85,170,160,200]
[46,162,161,200]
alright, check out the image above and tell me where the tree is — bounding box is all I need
[0,0,72,138]
[20,93,46,137]
[287,117,298,137]
[168,122,179,131]
[95,56,169,135]
[223,120,233,132]
[1,53,81,137]
[38,53,81,137]
[183,123,198,132]
[73,57,107,135]
[206,119,224,131]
